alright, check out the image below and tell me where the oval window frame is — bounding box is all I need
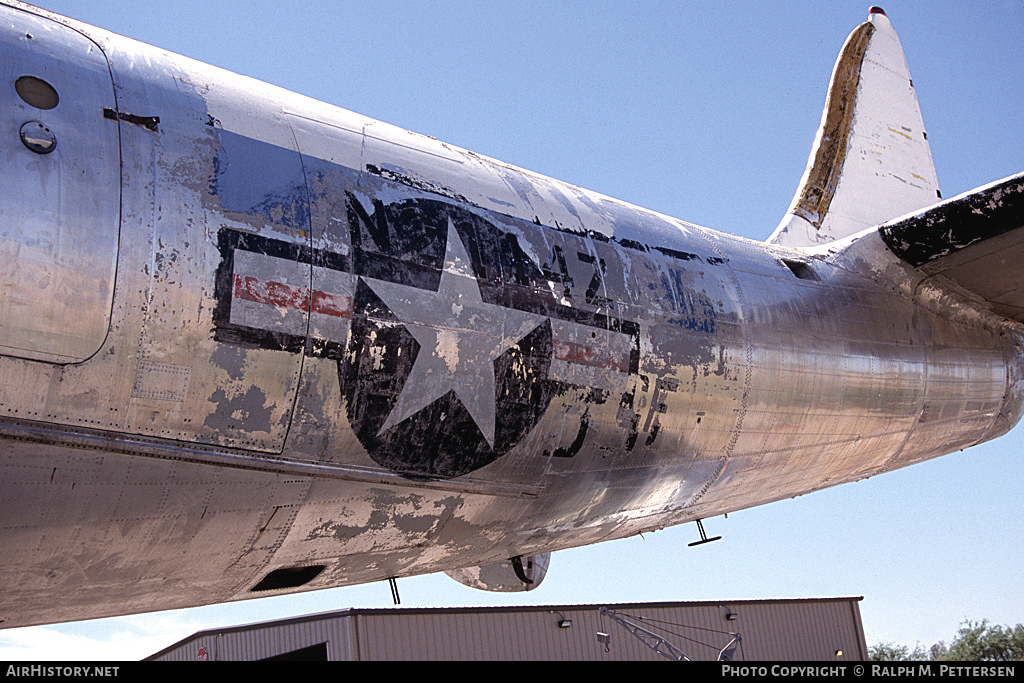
[15,75,59,109]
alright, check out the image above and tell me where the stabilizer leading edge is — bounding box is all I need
[769,8,941,248]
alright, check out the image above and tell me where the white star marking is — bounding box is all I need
[364,218,546,447]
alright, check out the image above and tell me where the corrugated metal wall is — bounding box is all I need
[148,597,867,661]
[153,614,356,661]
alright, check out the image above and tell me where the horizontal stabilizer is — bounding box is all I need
[879,172,1024,323]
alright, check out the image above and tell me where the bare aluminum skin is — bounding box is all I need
[0,2,1021,628]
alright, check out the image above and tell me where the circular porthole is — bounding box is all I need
[15,75,59,110]
[20,121,56,154]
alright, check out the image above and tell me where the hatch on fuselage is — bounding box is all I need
[0,9,119,363]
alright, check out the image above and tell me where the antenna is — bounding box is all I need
[688,519,722,547]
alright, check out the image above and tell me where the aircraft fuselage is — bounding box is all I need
[1,2,1021,627]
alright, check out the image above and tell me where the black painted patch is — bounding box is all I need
[880,173,1024,267]
[365,163,470,205]
[656,246,703,262]
[552,411,589,458]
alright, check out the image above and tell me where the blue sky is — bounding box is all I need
[2,0,1022,660]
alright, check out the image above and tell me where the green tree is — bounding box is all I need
[869,642,929,661]
[870,620,1024,661]
[934,620,1024,661]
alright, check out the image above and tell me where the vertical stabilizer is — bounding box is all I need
[768,8,941,247]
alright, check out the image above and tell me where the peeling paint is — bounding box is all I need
[204,385,275,434]
[880,173,1024,267]
[789,22,875,229]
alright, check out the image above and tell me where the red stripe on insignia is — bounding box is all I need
[553,340,628,373]
[311,290,352,318]
[233,274,351,318]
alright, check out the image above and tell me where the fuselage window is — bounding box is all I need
[15,75,58,109]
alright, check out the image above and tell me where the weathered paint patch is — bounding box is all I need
[660,269,718,335]
[213,229,311,354]
[880,173,1024,267]
[365,163,469,205]
[203,385,275,434]
[233,273,351,318]
[209,344,249,382]
[213,130,309,232]
[553,339,628,373]
[551,411,589,458]
[304,491,463,549]
[878,173,1024,324]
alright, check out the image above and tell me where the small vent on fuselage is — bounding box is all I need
[250,565,326,592]
[781,259,820,281]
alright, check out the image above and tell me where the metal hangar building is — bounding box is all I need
[146,596,868,661]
